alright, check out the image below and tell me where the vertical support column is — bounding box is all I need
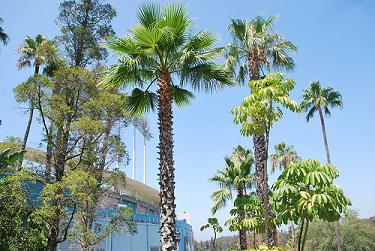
[143,136,147,184]
[132,125,136,180]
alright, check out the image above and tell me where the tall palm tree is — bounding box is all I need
[300,81,343,251]
[0,17,9,46]
[100,3,231,250]
[210,145,254,250]
[16,35,50,155]
[270,142,300,173]
[225,16,297,246]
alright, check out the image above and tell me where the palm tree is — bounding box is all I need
[210,145,254,250]
[225,16,297,246]
[300,81,343,251]
[100,3,231,250]
[0,17,9,46]
[270,142,300,173]
[16,35,50,156]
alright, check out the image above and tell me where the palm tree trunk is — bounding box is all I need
[158,70,177,251]
[253,134,276,246]
[20,64,40,168]
[21,102,34,152]
[237,187,247,250]
[318,108,342,251]
[248,54,277,246]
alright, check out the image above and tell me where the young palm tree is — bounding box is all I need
[225,16,297,246]
[0,17,9,46]
[300,81,343,251]
[210,145,254,250]
[270,142,300,173]
[100,3,231,250]
[16,35,50,155]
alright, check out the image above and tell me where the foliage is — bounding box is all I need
[0,149,47,251]
[0,17,9,45]
[16,35,56,71]
[210,145,255,214]
[272,160,351,250]
[270,142,300,174]
[56,0,117,67]
[304,211,375,251]
[0,148,26,171]
[224,16,297,83]
[232,72,299,137]
[100,2,233,116]
[225,195,264,233]
[200,217,223,249]
[300,81,343,122]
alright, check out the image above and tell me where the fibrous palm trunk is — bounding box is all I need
[253,134,276,246]
[158,70,177,251]
[318,108,342,251]
[237,187,247,250]
[248,54,277,246]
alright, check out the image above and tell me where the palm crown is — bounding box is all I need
[101,3,232,115]
[270,142,300,173]
[300,81,343,122]
[0,17,9,45]
[225,16,297,83]
[17,34,52,72]
[210,145,254,214]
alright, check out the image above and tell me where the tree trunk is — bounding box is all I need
[318,108,342,251]
[158,70,177,251]
[301,220,309,251]
[237,187,247,250]
[21,102,34,152]
[253,134,276,246]
[248,53,277,246]
[297,218,305,251]
[45,121,54,182]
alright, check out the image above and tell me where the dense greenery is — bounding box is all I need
[0,1,368,251]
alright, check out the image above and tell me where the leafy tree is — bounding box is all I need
[0,149,47,251]
[16,35,56,159]
[225,195,264,249]
[56,0,116,67]
[101,3,232,250]
[304,211,375,251]
[210,145,254,250]
[300,81,343,251]
[272,160,351,251]
[0,17,9,46]
[225,16,297,246]
[200,217,224,250]
[270,142,300,174]
[232,73,299,246]
[62,170,137,251]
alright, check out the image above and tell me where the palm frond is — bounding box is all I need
[137,2,161,28]
[124,88,157,117]
[172,85,194,107]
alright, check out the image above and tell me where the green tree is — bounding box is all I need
[210,145,254,250]
[225,195,264,249]
[232,73,299,246]
[225,16,297,246]
[101,3,231,250]
[270,142,300,174]
[0,149,47,251]
[272,160,351,251]
[16,35,55,156]
[304,211,375,251]
[0,17,9,46]
[56,0,116,67]
[200,217,224,250]
[300,81,343,251]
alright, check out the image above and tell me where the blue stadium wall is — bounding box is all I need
[58,215,194,251]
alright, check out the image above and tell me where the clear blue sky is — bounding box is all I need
[1,0,374,241]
